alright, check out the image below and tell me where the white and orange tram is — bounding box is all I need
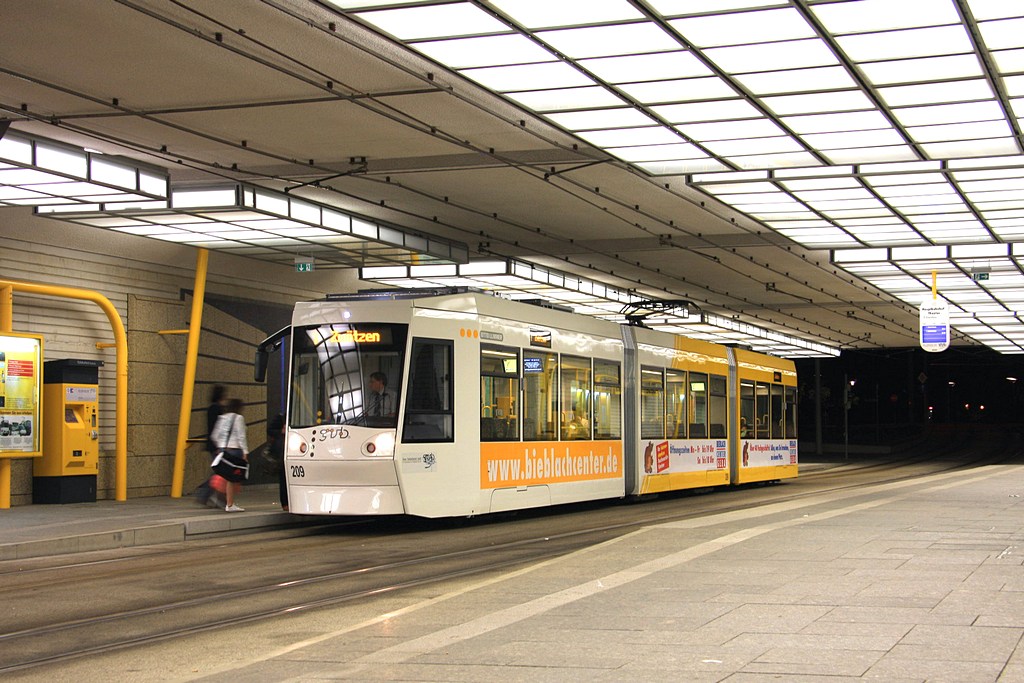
[256,288,798,517]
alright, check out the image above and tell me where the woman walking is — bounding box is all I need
[210,398,249,512]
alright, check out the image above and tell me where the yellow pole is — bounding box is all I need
[0,279,129,501]
[170,249,209,498]
[0,285,12,509]
[932,271,937,300]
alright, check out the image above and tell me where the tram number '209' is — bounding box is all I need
[290,465,305,478]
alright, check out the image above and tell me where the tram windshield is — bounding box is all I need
[289,323,408,428]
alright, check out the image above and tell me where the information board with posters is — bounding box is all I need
[0,332,43,456]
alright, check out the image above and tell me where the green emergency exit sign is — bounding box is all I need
[295,260,314,272]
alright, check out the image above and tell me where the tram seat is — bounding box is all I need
[689,423,706,438]
[709,423,726,438]
[480,418,496,440]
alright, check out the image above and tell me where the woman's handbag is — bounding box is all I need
[211,448,249,482]
[211,415,248,482]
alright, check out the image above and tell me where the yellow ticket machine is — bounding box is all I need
[33,359,103,504]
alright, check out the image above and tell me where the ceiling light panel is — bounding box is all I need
[36,184,467,268]
[0,132,168,207]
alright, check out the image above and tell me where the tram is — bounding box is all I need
[255,288,798,517]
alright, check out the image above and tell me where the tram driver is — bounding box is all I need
[367,371,396,418]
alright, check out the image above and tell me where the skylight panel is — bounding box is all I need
[839,25,973,62]
[636,159,727,174]
[858,54,984,86]
[412,34,555,68]
[353,4,509,40]
[702,136,805,156]
[821,207,893,218]
[544,107,654,130]
[879,80,995,106]
[702,181,780,194]
[652,99,762,123]
[1004,75,1024,96]
[577,126,682,147]
[580,52,712,83]
[783,110,891,134]
[714,190,792,204]
[780,177,863,191]
[727,151,821,169]
[646,0,784,14]
[537,24,682,59]
[617,77,736,104]
[488,0,644,29]
[823,147,920,164]
[761,90,875,115]
[505,87,626,112]
[962,188,1024,204]
[922,138,1019,159]
[960,177,1024,192]
[461,62,597,91]
[1010,97,1024,118]
[909,120,1012,143]
[978,17,1024,49]
[676,118,784,140]
[703,39,838,74]
[872,181,956,197]
[608,142,707,162]
[992,48,1024,72]
[813,0,960,33]
[792,188,875,202]
[734,66,856,95]
[668,8,814,48]
[801,129,905,149]
[892,100,1005,127]
[885,194,964,208]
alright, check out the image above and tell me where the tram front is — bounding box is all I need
[285,321,409,515]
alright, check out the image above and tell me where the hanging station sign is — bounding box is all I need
[919,297,950,353]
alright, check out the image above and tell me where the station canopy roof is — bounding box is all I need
[330,0,1024,354]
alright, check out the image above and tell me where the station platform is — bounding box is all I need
[219,459,1024,682]
[0,484,297,561]
[4,460,1024,681]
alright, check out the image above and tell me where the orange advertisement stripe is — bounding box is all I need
[480,440,623,489]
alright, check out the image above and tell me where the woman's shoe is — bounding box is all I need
[225,504,245,512]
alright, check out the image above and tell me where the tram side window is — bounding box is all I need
[770,383,784,439]
[402,338,453,443]
[784,385,798,438]
[593,360,621,439]
[689,372,708,438]
[755,382,770,438]
[522,352,557,441]
[480,345,519,442]
[708,374,727,439]
[740,380,755,438]
[640,367,665,439]
[561,355,591,440]
[666,369,687,438]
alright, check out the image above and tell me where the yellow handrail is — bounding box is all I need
[0,279,129,504]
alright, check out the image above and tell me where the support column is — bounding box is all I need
[170,249,209,498]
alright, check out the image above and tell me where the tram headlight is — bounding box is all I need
[287,431,308,455]
[363,431,395,457]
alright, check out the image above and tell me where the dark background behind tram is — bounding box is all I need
[796,346,1024,446]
